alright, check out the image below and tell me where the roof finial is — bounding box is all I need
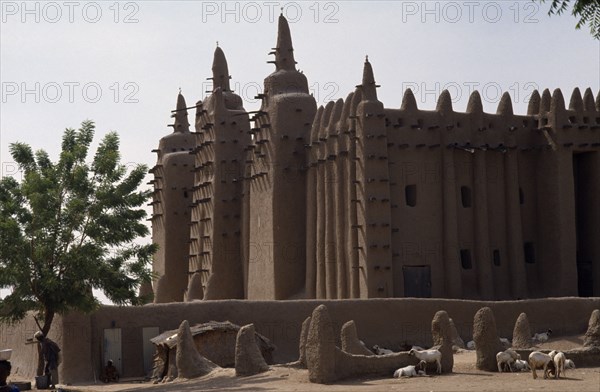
[280,7,283,15]
[216,41,219,47]
[179,87,181,94]
[365,55,369,62]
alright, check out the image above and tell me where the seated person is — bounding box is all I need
[0,360,20,392]
[100,360,119,383]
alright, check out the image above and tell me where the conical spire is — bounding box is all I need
[173,92,190,132]
[436,90,453,114]
[569,88,584,113]
[497,92,513,115]
[551,88,565,113]
[467,91,483,114]
[401,89,418,111]
[274,14,296,71]
[527,90,541,115]
[212,46,231,92]
[540,89,552,113]
[361,57,378,101]
[583,88,596,112]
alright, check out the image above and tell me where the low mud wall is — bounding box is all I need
[1,297,598,384]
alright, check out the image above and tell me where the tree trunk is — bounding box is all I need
[36,310,55,376]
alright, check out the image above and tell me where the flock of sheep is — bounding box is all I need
[373,328,577,379]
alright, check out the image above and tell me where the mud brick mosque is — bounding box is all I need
[150,15,600,303]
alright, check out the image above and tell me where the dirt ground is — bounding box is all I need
[17,335,600,392]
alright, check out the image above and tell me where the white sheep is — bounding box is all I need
[528,351,555,379]
[408,348,442,374]
[372,345,394,355]
[411,345,425,351]
[565,359,575,370]
[552,351,566,379]
[393,360,428,378]
[514,359,531,372]
[496,348,521,372]
[532,329,552,343]
[499,337,511,348]
[466,340,476,350]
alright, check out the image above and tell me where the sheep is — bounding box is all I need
[372,345,394,355]
[565,359,575,370]
[499,337,511,348]
[552,351,566,379]
[532,329,552,343]
[528,351,556,379]
[393,360,429,378]
[411,345,425,351]
[513,359,531,372]
[408,348,442,374]
[496,348,521,372]
[466,340,476,350]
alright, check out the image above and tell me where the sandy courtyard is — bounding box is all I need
[44,336,600,392]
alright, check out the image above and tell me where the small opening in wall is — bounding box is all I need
[519,187,524,205]
[183,190,189,198]
[460,249,472,270]
[493,249,501,266]
[405,185,417,207]
[524,242,536,264]
[461,186,472,208]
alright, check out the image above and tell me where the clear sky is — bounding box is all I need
[1,0,598,302]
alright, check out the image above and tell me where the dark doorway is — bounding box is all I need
[403,265,432,298]
[574,152,596,297]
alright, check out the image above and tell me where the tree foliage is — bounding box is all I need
[0,120,156,334]
[538,0,600,39]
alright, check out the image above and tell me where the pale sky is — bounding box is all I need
[0,0,598,302]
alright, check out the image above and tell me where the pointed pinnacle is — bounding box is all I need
[527,90,541,115]
[540,89,552,113]
[401,89,418,111]
[568,87,583,113]
[361,58,378,101]
[212,46,231,92]
[497,92,513,115]
[583,88,596,112]
[275,14,296,71]
[467,91,483,114]
[173,92,190,132]
[436,90,453,114]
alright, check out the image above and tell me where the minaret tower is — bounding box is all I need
[246,14,317,299]
[151,92,195,303]
[188,46,251,299]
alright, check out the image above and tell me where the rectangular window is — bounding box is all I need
[460,249,472,269]
[493,249,501,266]
[519,187,524,205]
[405,185,417,207]
[524,242,536,264]
[461,186,472,208]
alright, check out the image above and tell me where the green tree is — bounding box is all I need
[538,0,600,39]
[0,120,156,337]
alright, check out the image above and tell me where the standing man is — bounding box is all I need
[34,332,60,389]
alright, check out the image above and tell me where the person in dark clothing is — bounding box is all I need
[100,360,119,383]
[0,360,20,392]
[34,332,60,389]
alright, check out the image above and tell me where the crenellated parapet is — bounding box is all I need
[308,56,600,299]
